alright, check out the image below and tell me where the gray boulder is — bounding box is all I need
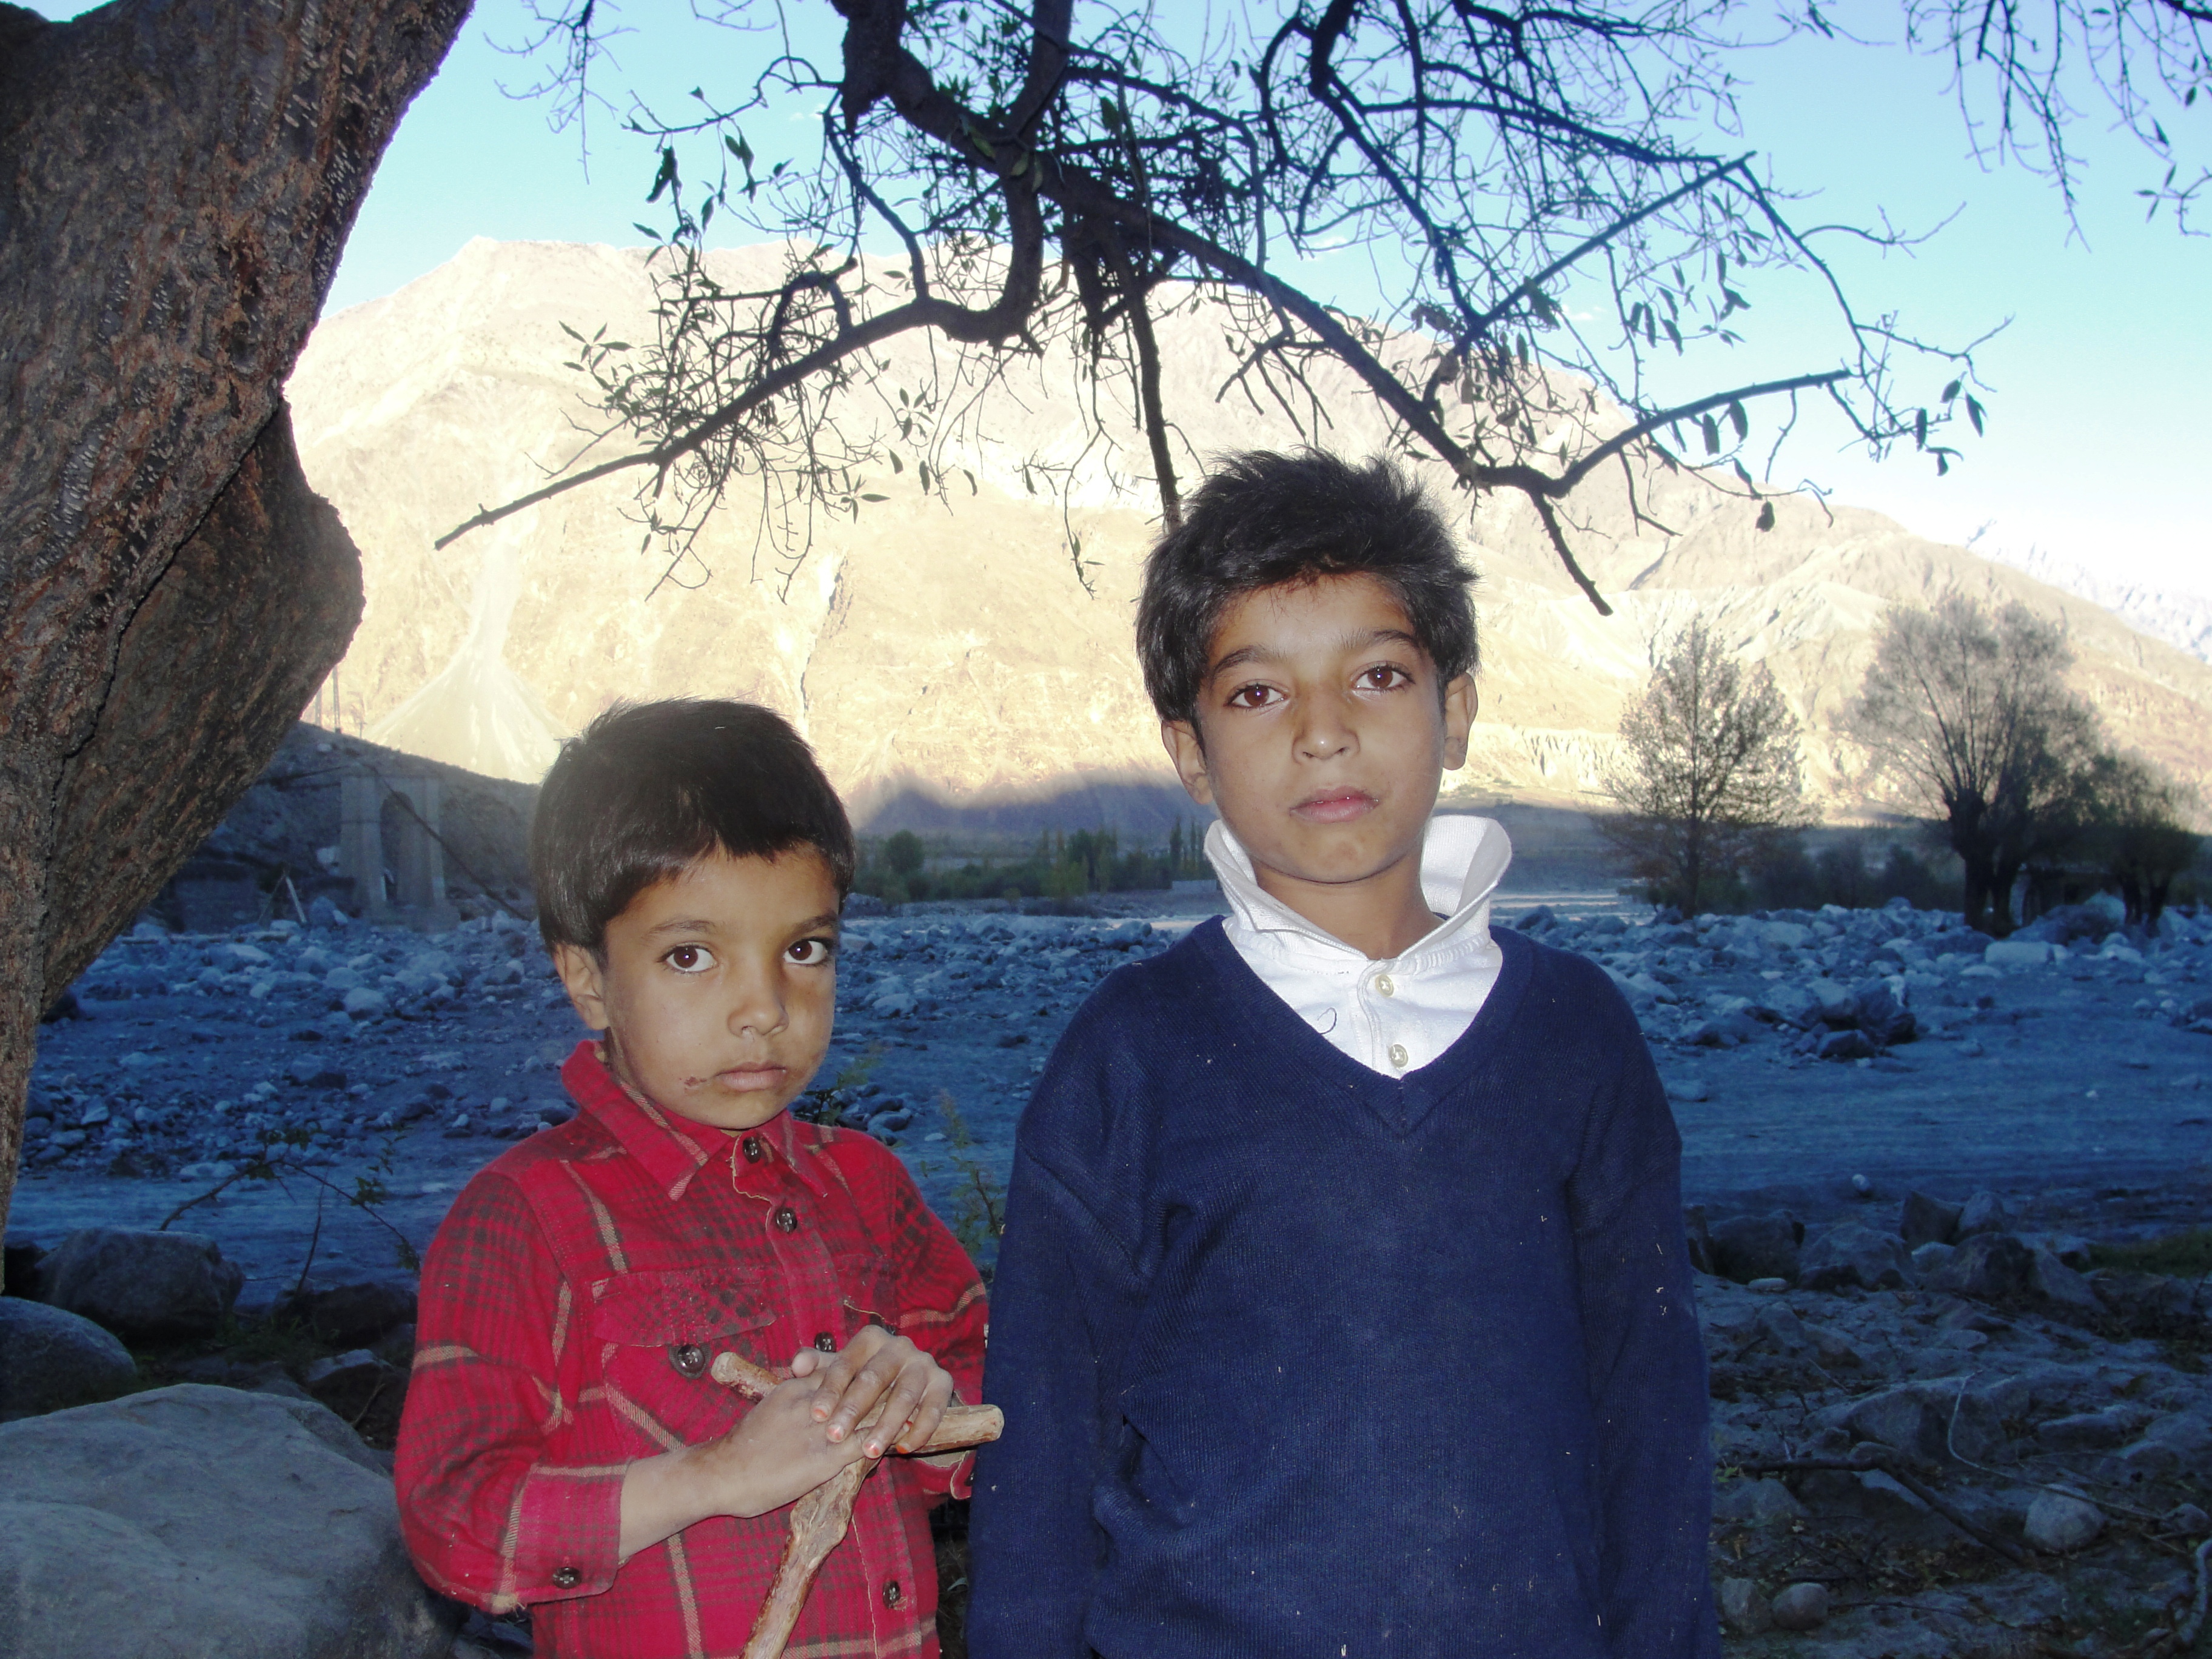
[0,1300,136,1421]
[1911,1239,1957,1276]
[0,1384,457,1658]
[1771,1582,1832,1631]
[1806,978,1859,1024]
[1899,1190,1963,1248]
[1814,1028,1877,1062]
[1822,1378,2008,1464]
[1830,1382,1955,1462]
[1957,1190,2011,1236]
[1798,1223,1914,1292]
[1711,1477,1807,1527]
[1716,1578,1772,1635]
[1852,980,1917,1045]
[279,1276,418,1348]
[42,1228,243,1341]
[1924,1232,2036,1301]
[1710,1212,1801,1284]
[2023,1492,2105,1552]
[2026,1248,2103,1318]
[2036,1405,2154,1452]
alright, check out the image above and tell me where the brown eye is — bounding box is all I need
[788,937,835,966]
[665,945,712,974]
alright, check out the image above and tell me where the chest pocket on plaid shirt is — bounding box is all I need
[830,1249,900,1339]
[588,1269,778,1436]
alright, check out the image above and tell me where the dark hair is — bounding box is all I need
[530,700,856,952]
[1135,450,1478,725]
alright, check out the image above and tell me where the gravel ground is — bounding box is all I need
[15,888,2211,1287]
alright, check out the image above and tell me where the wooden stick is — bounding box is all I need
[742,1458,873,1659]
[709,1349,1004,1659]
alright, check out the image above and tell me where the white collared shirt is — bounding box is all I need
[1205,814,1513,1077]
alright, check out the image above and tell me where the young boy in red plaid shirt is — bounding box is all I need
[397,700,987,1659]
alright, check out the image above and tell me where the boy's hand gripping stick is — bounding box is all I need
[710,1352,1004,1659]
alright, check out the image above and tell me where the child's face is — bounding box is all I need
[551,848,841,1132]
[1161,572,1474,901]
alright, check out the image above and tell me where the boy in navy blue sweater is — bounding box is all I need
[968,452,1717,1658]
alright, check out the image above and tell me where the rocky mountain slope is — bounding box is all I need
[285,240,2212,825]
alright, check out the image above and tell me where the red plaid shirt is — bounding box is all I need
[397,1042,988,1659]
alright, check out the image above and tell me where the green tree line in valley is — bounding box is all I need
[852,822,1213,907]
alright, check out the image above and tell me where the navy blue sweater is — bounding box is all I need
[967,920,1717,1659]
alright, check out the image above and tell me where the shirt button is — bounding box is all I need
[773,1205,799,1233]
[882,1578,904,1609]
[1387,1042,1410,1068]
[814,1331,837,1353]
[1375,973,1396,997]
[742,1136,763,1163]
[552,1566,582,1589]
[669,1342,707,1378]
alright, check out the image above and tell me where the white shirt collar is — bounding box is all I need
[1205,814,1513,967]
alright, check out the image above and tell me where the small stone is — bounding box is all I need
[2165,1503,2210,1535]
[1746,1276,1789,1295]
[1717,1577,1772,1635]
[341,987,388,1019]
[1770,1581,1831,1631]
[2024,1492,2104,1552]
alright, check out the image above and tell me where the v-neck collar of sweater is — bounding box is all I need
[1184,914,1537,1136]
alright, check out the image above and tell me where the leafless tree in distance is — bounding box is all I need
[1847,591,2107,936]
[1600,614,1808,917]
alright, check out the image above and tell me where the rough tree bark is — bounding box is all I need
[0,0,469,1236]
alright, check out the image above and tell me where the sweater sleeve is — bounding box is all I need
[395,1172,625,1614]
[964,1048,1144,1659]
[1567,1014,1720,1658]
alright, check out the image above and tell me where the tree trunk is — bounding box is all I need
[1960,854,1995,935]
[1988,860,2023,937]
[0,0,469,1236]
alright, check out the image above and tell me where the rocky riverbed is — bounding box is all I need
[9,886,2212,1655]
[15,886,2212,1281]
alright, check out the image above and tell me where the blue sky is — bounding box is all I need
[35,0,2212,598]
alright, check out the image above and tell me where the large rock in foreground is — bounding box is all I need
[0,1384,457,1658]
[0,1299,135,1421]
[41,1227,243,1340]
